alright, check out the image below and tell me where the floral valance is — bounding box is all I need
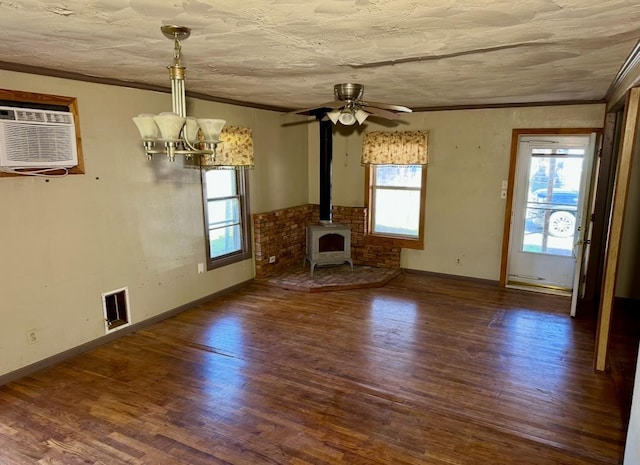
[201,125,254,169]
[361,130,429,165]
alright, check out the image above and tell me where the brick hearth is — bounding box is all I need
[253,204,401,279]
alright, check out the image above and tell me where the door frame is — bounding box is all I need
[500,128,603,289]
[594,88,640,371]
[578,112,622,315]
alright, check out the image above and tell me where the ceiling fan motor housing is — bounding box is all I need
[334,83,364,101]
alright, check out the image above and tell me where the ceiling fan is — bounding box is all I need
[289,83,412,125]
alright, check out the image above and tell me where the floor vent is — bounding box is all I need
[102,287,130,333]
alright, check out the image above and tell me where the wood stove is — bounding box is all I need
[304,223,353,276]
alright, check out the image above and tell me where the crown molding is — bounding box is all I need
[605,40,640,111]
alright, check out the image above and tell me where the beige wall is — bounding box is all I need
[616,115,640,299]
[1,68,632,379]
[0,70,307,377]
[309,105,606,281]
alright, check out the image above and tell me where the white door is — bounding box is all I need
[569,134,597,316]
[507,134,596,293]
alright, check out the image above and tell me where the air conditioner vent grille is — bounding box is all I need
[5,123,74,163]
[0,106,78,169]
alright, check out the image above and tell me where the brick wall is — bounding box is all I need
[253,204,401,278]
[321,206,401,269]
[253,204,314,278]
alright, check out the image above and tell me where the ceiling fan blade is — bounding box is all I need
[363,106,401,120]
[361,101,412,113]
[286,100,344,115]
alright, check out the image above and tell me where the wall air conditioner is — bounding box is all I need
[0,106,78,169]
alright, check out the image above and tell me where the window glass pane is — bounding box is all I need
[375,165,422,188]
[207,198,240,227]
[373,189,420,237]
[205,169,236,198]
[201,168,251,268]
[209,224,241,258]
[523,154,583,256]
[528,156,583,193]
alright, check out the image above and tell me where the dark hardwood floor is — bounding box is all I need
[0,274,628,464]
[609,298,640,429]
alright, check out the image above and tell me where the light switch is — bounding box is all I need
[501,180,508,190]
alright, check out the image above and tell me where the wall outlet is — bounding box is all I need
[197,262,205,274]
[456,258,462,266]
[269,256,276,264]
[27,329,37,344]
[500,189,508,199]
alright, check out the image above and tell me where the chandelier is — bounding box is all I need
[132,25,226,162]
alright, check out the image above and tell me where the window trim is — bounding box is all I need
[364,164,427,250]
[201,168,252,270]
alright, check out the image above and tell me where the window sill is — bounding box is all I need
[208,250,253,270]
[366,233,424,250]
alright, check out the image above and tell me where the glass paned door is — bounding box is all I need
[508,135,594,292]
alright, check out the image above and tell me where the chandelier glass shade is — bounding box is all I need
[132,25,226,162]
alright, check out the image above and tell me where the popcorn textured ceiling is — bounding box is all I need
[0,0,639,111]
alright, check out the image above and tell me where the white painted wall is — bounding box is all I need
[308,105,606,281]
[0,70,307,377]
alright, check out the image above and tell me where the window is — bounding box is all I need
[202,169,252,269]
[365,164,427,249]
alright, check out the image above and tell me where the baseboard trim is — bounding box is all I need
[402,268,499,286]
[506,282,572,297]
[0,279,253,386]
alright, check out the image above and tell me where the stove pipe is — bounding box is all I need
[319,118,333,222]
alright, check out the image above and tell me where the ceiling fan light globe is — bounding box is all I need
[327,110,341,124]
[338,111,356,125]
[355,109,369,124]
